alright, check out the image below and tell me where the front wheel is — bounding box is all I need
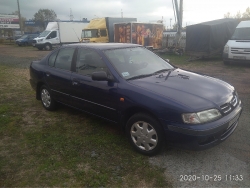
[44,43,52,51]
[126,113,164,155]
[40,85,56,111]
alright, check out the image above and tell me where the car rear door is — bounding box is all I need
[70,47,119,122]
[44,47,76,105]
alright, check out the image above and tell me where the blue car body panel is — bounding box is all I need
[29,43,242,150]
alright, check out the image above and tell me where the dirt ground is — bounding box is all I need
[1,44,250,187]
[0,44,49,58]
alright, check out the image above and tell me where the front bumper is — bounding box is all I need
[223,52,250,63]
[33,43,45,48]
[160,100,243,150]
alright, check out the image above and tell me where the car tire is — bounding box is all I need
[44,43,52,51]
[40,85,56,111]
[126,113,164,156]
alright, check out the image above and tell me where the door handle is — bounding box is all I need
[72,78,80,85]
[72,81,79,85]
[45,72,50,77]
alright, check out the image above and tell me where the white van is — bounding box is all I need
[223,20,250,64]
[33,22,88,50]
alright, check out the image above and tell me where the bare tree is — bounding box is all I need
[242,7,250,19]
[224,12,232,18]
[33,9,57,29]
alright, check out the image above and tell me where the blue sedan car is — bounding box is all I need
[29,43,242,155]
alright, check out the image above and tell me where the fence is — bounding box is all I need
[162,32,186,50]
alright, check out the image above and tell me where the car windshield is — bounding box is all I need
[39,30,50,37]
[81,29,99,38]
[20,35,28,39]
[103,47,174,80]
[231,27,250,40]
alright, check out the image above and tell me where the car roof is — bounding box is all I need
[63,43,142,50]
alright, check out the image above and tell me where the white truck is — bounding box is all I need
[223,20,250,64]
[33,22,88,50]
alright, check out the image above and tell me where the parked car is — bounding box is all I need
[16,34,39,46]
[29,43,242,155]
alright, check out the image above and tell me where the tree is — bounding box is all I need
[224,12,232,18]
[242,7,250,19]
[224,7,250,20]
[33,9,57,29]
[234,11,242,19]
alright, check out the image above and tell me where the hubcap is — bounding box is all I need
[41,89,51,108]
[130,121,158,151]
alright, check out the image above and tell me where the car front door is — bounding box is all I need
[44,47,76,105]
[70,47,119,122]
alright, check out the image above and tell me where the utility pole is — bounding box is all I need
[173,0,183,47]
[121,9,123,18]
[178,0,183,35]
[17,0,23,34]
[170,18,172,29]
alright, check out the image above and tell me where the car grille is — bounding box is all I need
[32,40,37,44]
[220,95,238,114]
[231,47,250,55]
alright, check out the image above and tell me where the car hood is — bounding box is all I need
[34,37,45,40]
[128,68,235,111]
[16,38,24,42]
[227,40,250,48]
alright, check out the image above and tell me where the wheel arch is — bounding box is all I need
[121,106,162,132]
[36,81,46,100]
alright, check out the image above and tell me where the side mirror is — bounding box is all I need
[92,71,113,81]
[165,59,170,63]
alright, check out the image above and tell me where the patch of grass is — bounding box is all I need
[0,46,171,187]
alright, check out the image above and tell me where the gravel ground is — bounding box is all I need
[149,60,250,187]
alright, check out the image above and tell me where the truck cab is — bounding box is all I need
[81,28,109,43]
[223,20,250,64]
[33,29,59,50]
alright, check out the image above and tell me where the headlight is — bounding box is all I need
[37,39,43,42]
[224,45,229,53]
[182,109,221,124]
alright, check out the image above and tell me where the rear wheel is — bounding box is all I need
[40,85,56,111]
[126,113,164,155]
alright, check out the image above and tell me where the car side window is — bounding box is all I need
[76,48,107,76]
[100,29,107,37]
[48,50,59,67]
[54,48,75,71]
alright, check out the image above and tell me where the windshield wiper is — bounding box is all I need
[153,68,172,74]
[127,74,153,80]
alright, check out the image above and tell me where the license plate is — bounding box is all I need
[233,56,246,60]
[228,113,240,129]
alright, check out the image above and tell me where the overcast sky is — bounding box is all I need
[0,0,249,27]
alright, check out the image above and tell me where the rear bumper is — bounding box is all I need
[160,100,243,150]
